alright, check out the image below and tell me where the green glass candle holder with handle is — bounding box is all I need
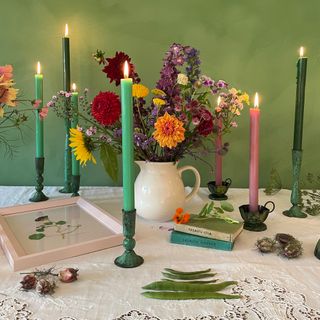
[207,178,232,201]
[239,201,275,232]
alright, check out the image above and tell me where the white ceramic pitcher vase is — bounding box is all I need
[134,161,201,222]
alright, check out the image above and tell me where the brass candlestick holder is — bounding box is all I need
[207,178,232,201]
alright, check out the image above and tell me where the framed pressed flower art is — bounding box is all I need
[0,197,122,271]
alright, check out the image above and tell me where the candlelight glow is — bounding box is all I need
[65,24,69,37]
[124,61,129,79]
[72,83,77,91]
[254,92,259,108]
[299,46,304,57]
[37,61,41,74]
[217,96,221,105]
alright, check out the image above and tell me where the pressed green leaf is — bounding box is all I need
[56,221,66,225]
[100,143,118,182]
[221,201,234,212]
[29,233,45,240]
[44,222,53,225]
[214,207,224,214]
[36,227,45,232]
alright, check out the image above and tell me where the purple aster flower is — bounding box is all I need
[216,80,228,88]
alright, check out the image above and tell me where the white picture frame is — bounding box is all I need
[0,197,123,271]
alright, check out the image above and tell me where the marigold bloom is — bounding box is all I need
[151,88,166,96]
[173,207,190,224]
[132,84,149,98]
[153,112,185,149]
[69,128,97,166]
[153,98,166,106]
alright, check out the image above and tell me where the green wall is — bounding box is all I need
[1,0,319,188]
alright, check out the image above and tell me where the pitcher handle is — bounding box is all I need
[178,165,201,202]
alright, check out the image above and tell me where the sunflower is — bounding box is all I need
[153,112,185,149]
[132,84,149,98]
[69,128,97,166]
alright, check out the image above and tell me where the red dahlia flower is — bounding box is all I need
[91,91,121,126]
[103,51,135,86]
[197,109,213,136]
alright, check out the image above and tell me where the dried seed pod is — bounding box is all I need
[280,239,303,259]
[35,278,55,295]
[275,233,295,247]
[59,268,79,283]
[255,237,277,253]
[20,274,37,290]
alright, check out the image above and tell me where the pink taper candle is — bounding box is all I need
[249,92,260,212]
[215,117,223,186]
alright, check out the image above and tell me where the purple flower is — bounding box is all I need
[114,128,122,138]
[85,126,97,137]
[216,80,228,88]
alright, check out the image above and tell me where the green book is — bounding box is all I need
[170,231,233,251]
[174,215,243,242]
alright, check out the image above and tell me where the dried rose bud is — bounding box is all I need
[275,233,295,247]
[59,268,79,283]
[35,278,55,295]
[20,274,37,290]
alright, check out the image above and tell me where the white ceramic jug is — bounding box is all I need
[134,161,201,221]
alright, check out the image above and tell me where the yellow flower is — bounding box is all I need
[239,92,250,105]
[153,98,166,106]
[230,105,240,116]
[153,112,185,149]
[151,88,166,96]
[69,128,97,166]
[132,84,149,98]
[0,107,4,118]
[229,88,238,95]
[0,86,18,107]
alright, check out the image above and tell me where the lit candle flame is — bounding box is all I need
[217,96,221,105]
[254,92,259,108]
[299,46,304,57]
[72,83,77,91]
[65,24,69,37]
[37,61,41,74]
[124,61,129,79]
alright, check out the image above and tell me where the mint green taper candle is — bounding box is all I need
[71,83,80,176]
[35,61,44,158]
[121,61,134,211]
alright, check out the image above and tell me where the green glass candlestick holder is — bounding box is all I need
[71,175,80,197]
[239,201,275,232]
[314,239,320,260]
[207,178,232,200]
[29,157,49,202]
[59,129,72,193]
[114,209,144,268]
[283,149,307,218]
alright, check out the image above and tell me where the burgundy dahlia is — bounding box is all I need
[91,91,121,126]
[197,109,213,136]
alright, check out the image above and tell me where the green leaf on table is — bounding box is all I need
[100,143,118,182]
[44,222,53,225]
[29,233,45,240]
[214,207,224,214]
[36,227,45,232]
[55,221,66,225]
[221,201,234,212]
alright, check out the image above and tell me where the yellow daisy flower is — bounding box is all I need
[151,88,166,96]
[230,105,240,116]
[132,84,149,98]
[153,98,166,106]
[153,112,185,149]
[239,92,250,105]
[229,88,238,95]
[69,128,97,166]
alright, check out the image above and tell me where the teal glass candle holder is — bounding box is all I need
[239,201,275,232]
[207,178,232,201]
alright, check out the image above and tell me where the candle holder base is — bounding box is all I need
[71,175,80,197]
[114,251,144,268]
[59,185,72,194]
[283,205,307,218]
[207,178,232,201]
[239,201,275,232]
[314,239,320,260]
[29,157,49,202]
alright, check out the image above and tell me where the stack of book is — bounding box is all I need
[170,216,243,251]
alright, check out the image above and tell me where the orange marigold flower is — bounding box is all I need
[172,208,190,224]
[153,112,185,149]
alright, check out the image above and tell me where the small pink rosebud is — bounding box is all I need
[33,99,42,109]
[59,268,79,283]
[39,106,49,119]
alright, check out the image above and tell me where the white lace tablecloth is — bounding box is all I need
[0,186,319,320]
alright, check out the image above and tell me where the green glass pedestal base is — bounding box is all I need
[314,239,320,260]
[29,191,48,202]
[283,206,307,218]
[71,175,80,197]
[59,185,72,194]
[209,193,228,201]
[114,251,144,268]
[243,222,267,232]
[29,157,49,202]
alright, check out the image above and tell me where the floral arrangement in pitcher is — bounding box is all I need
[0,65,44,156]
[47,44,249,181]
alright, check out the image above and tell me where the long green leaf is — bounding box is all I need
[100,143,118,182]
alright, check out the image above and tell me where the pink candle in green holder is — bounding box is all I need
[249,92,260,212]
[215,97,223,186]
[35,61,44,158]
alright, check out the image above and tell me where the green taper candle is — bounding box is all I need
[71,83,80,176]
[293,46,307,150]
[121,61,134,211]
[35,61,44,158]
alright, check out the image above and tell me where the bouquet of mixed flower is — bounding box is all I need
[0,65,44,156]
[48,43,249,181]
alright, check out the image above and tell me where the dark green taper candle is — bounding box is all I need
[293,47,307,150]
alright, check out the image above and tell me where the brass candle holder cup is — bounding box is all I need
[239,201,275,232]
[207,178,232,201]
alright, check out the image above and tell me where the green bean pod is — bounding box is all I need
[142,280,237,292]
[164,268,211,275]
[162,271,216,280]
[142,291,242,300]
[161,278,218,284]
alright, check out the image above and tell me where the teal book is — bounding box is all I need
[170,230,234,251]
[174,215,243,242]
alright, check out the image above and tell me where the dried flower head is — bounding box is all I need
[255,237,277,253]
[20,274,37,290]
[59,268,79,283]
[35,278,55,295]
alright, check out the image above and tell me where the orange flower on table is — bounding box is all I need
[153,112,185,149]
[173,207,190,224]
